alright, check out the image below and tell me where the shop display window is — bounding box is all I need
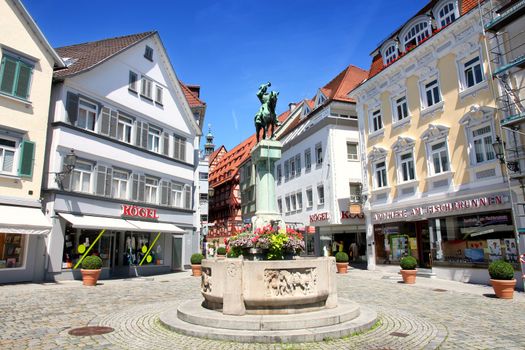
[0,233,25,269]
[62,226,112,269]
[123,232,164,266]
[429,213,517,266]
[374,223,418,263]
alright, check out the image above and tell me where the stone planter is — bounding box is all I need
[336,262,348,274]
[242,248,267,261]
[490,279,516,299]
[191,264,202,277]
[400,269,417,284]
[81,269,101,286]
[201,257,337,315]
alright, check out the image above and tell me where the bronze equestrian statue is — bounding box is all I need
[254,82,281,143]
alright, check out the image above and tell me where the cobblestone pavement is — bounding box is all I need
[0,268,524,349]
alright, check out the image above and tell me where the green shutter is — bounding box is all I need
[18,140,35,177]
[15,62,32,99]
[0,56,16,95]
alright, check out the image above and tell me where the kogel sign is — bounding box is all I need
[121,205,159,219]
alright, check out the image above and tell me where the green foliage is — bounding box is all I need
[216,247,227,255]
[226,250,238,258]
[267,232,288,260]
[190,253,204,265]
[488,260,515,280]
[400,256,417,270]
[335,251,349,263]
[81,255,102,270]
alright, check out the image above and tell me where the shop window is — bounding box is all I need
[0,233,25,269]
[124,232,163,266]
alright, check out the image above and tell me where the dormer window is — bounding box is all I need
[317,94,326,106]
[402,19,431,51]
[144,45,153,61]
[384,44,398,65]
[435,1,459,28]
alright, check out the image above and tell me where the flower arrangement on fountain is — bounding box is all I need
[226,224,305,260]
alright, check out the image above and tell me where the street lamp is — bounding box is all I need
[208,187,215,198]
[55,149,77,188]
[492,136,520,172]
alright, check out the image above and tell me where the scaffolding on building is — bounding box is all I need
[480,0,525,287]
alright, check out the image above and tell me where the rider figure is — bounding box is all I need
[256,82,281,127]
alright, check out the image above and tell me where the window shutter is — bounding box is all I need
[141,123,149,149]
[65,92,79,125]
[138,174,145,202]
[180,139,186,161]
[134,120,142,146]
[162,132,169,156]
[99,107,110,136]
[109,110,118,138]
[160,180,170,205]
[0,56,16,94]
[131,173,139,200]
[17,140,35,177]
[105,167,113,197]
[15,62,32,99]
[296,154,301,176]
[95,165,107,196]
[183,185,192,209]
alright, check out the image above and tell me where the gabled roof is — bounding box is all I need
[53,31,155,78]
[209,145,226,165]
[10,0,64,67]
[180,82,206,108]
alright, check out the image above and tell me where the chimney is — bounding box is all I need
[289,102,297,111]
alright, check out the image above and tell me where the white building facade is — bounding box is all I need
[43,32,201,280]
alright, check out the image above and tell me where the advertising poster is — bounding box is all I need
[487,239,502,261]
[504,238,518,263]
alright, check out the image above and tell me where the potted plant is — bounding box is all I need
[335,252,349,274]
[81,255,102,286]
[191,253,204,277]
[399,256,417,284]
[216,246,227,259]
[488,260,516,299]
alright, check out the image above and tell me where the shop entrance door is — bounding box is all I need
[416,221,431,268]
[172,237,183,271]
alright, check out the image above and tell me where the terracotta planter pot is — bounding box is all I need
[191,264,202,277]
[336,262,348,274]
[490,279,516,299]
[81,269,101,286]
[400,269,417,284]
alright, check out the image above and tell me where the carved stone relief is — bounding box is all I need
[264,268,318,297]
[201,267,212,293]
[226,262,238,277]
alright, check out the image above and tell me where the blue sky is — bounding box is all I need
[24,0,423,151]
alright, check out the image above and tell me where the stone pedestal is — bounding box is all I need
[250,140,284,230]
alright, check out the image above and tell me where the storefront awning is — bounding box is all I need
[59,213,137,231]
[126,220,185,234]
[0,205,52,235]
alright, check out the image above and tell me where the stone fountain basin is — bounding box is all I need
[201,257,337,315]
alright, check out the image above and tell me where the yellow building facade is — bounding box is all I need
[351,0,522,287]
[0,0,63,282]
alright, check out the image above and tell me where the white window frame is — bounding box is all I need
[381,41,398,65]
[400,17,431,52]
[129,71,138,92]
[317,185,325,205]
[112,169,129,200]
[285,196,291,213]
[434,0,459,29]
[296,191,303,210]
[471,123,496,165]
[427,140,450,175]
[276,164,282,183]
[145,176,159,204]
[77,98,97,131]
[306,187,313,208]
[171,183,183,208]
[420,77,443,110]
[0,135,18,175]
[369,108,383,133]
[70,160,93,193]
[141,76,153,99]
[147,126,161,153]
[277,198,283,214]
[155,85,163,105]
[458,53,485,91]
[290,157,296,178]
[373,161,388,189]
[347,142,358,161]
[392,95,410,123]
[305,148,312,171]
[315,143,323,166]
[349,182,361,203]
[290,193,297,211]
[117,114,133,144]
[398,151,416,183]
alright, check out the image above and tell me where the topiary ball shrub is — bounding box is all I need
[81,255,102,270]
[227,250,238,258]
[190,253,204,265]
[335,251,349,263]
[216,247,227,255]
[400,256,417,270]
[488,260,515,280]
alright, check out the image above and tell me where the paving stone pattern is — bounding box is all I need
[0,269,523,349]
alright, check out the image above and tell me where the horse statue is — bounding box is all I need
[254,82,280,143]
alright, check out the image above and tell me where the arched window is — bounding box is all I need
[384,44,398,65]
[402,20,431,51]
[435,1,459,28]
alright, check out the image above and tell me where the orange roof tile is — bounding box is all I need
[54,32,155,78]
[180,82,206,108]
